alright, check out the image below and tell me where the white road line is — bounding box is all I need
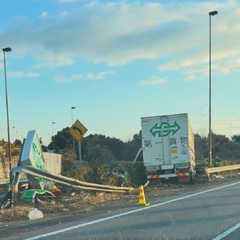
[212,223,240,240]
[25,181,240,240]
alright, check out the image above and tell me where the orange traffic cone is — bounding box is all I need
[139,185,150,206]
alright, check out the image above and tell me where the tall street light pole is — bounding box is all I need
[71,107,76,163]
[209,10,218,166]
[12,126,15,143]
[71,107,76,124]
[3,47,12,176]
[52,122,55,152]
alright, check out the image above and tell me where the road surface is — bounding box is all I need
[2,180,240,240]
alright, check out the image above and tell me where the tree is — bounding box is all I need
[194,134,208,160]
[82,134,124,162]
[121,132,143,162]
[48,127,73,152]
[212,133,231,160]
[232,135,240,143]
[13,139,22,147]
[48,128,240,166]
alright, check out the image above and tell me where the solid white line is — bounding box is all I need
[212,222,240,240]
[25,181,240,240]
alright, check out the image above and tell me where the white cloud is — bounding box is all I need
[212,117,240,138]
[40,12,49,18]
[3,0,240,77]
[34,56,74,68]
[54,74,82,83]
[87,71,115,80]
[141,76,165,85]
[54,70,114,83]
[0,2,194,66]
[9,71,40,78]
[151,3,239,80]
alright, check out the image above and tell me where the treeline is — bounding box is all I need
[1,128,240,174]
[45,128,240,170]
[45,128,143,169]
[194,133,240,161]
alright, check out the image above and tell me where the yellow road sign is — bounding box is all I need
[69,120,88,141]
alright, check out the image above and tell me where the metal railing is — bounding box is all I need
[205,164,240,175]
[0,178,28,186]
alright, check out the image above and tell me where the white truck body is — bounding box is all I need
[141,113,195,182]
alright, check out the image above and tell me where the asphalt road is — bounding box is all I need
[2,180,240,240]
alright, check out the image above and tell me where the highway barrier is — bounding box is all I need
[10,165,134,193]
[205,164,240,175]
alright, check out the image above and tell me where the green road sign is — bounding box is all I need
[150,121,180,137]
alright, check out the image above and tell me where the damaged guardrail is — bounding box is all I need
[1,130,135,209]
[10,165,134,193]
[0,166,134,209]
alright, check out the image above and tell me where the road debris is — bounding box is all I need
[28,208,43,220]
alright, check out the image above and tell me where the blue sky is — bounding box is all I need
[0,0,240,145]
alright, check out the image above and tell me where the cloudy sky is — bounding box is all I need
[0,0,239,145]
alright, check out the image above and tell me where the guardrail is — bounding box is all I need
[0,179,9,185]
[205,164,240,175]
[0,178,28,186]
[9,166,134,193]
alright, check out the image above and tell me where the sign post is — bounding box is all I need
[69,120,88,167]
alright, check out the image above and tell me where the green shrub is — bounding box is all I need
[220,160,240,166]
[123,162,147,186]
[62,163,106,184]
[62,162,148,187]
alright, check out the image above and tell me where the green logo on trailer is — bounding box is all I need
[150,121,180,137]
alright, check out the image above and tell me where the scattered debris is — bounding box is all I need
[143,181,150,188]
[21,189,55,205]
[28,208,43,220]
[0,189,13,209]
[1,175,239,224]
[211,174,225,179]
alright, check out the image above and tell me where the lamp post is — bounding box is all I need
[3,47,12,175]
[71,107,76,124]
[52,122,55,152]
[12,126,15,143]
[209,10,218,166]
[71,107,76,162]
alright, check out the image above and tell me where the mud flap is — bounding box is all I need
[178,176,190,183]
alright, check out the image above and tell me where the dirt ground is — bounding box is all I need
[0,174,238,226]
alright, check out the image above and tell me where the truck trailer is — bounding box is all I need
[141,113,195,183]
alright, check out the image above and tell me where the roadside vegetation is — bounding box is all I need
[0,128,240,185]
[62,162,147,187]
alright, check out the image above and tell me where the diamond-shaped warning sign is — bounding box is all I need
[69,120,87,141]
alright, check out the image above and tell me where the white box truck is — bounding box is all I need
[141,113,195,183]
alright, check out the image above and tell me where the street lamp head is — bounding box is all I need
[209,11,218,16]
[71,107,76,109]
[2,47,12,52]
